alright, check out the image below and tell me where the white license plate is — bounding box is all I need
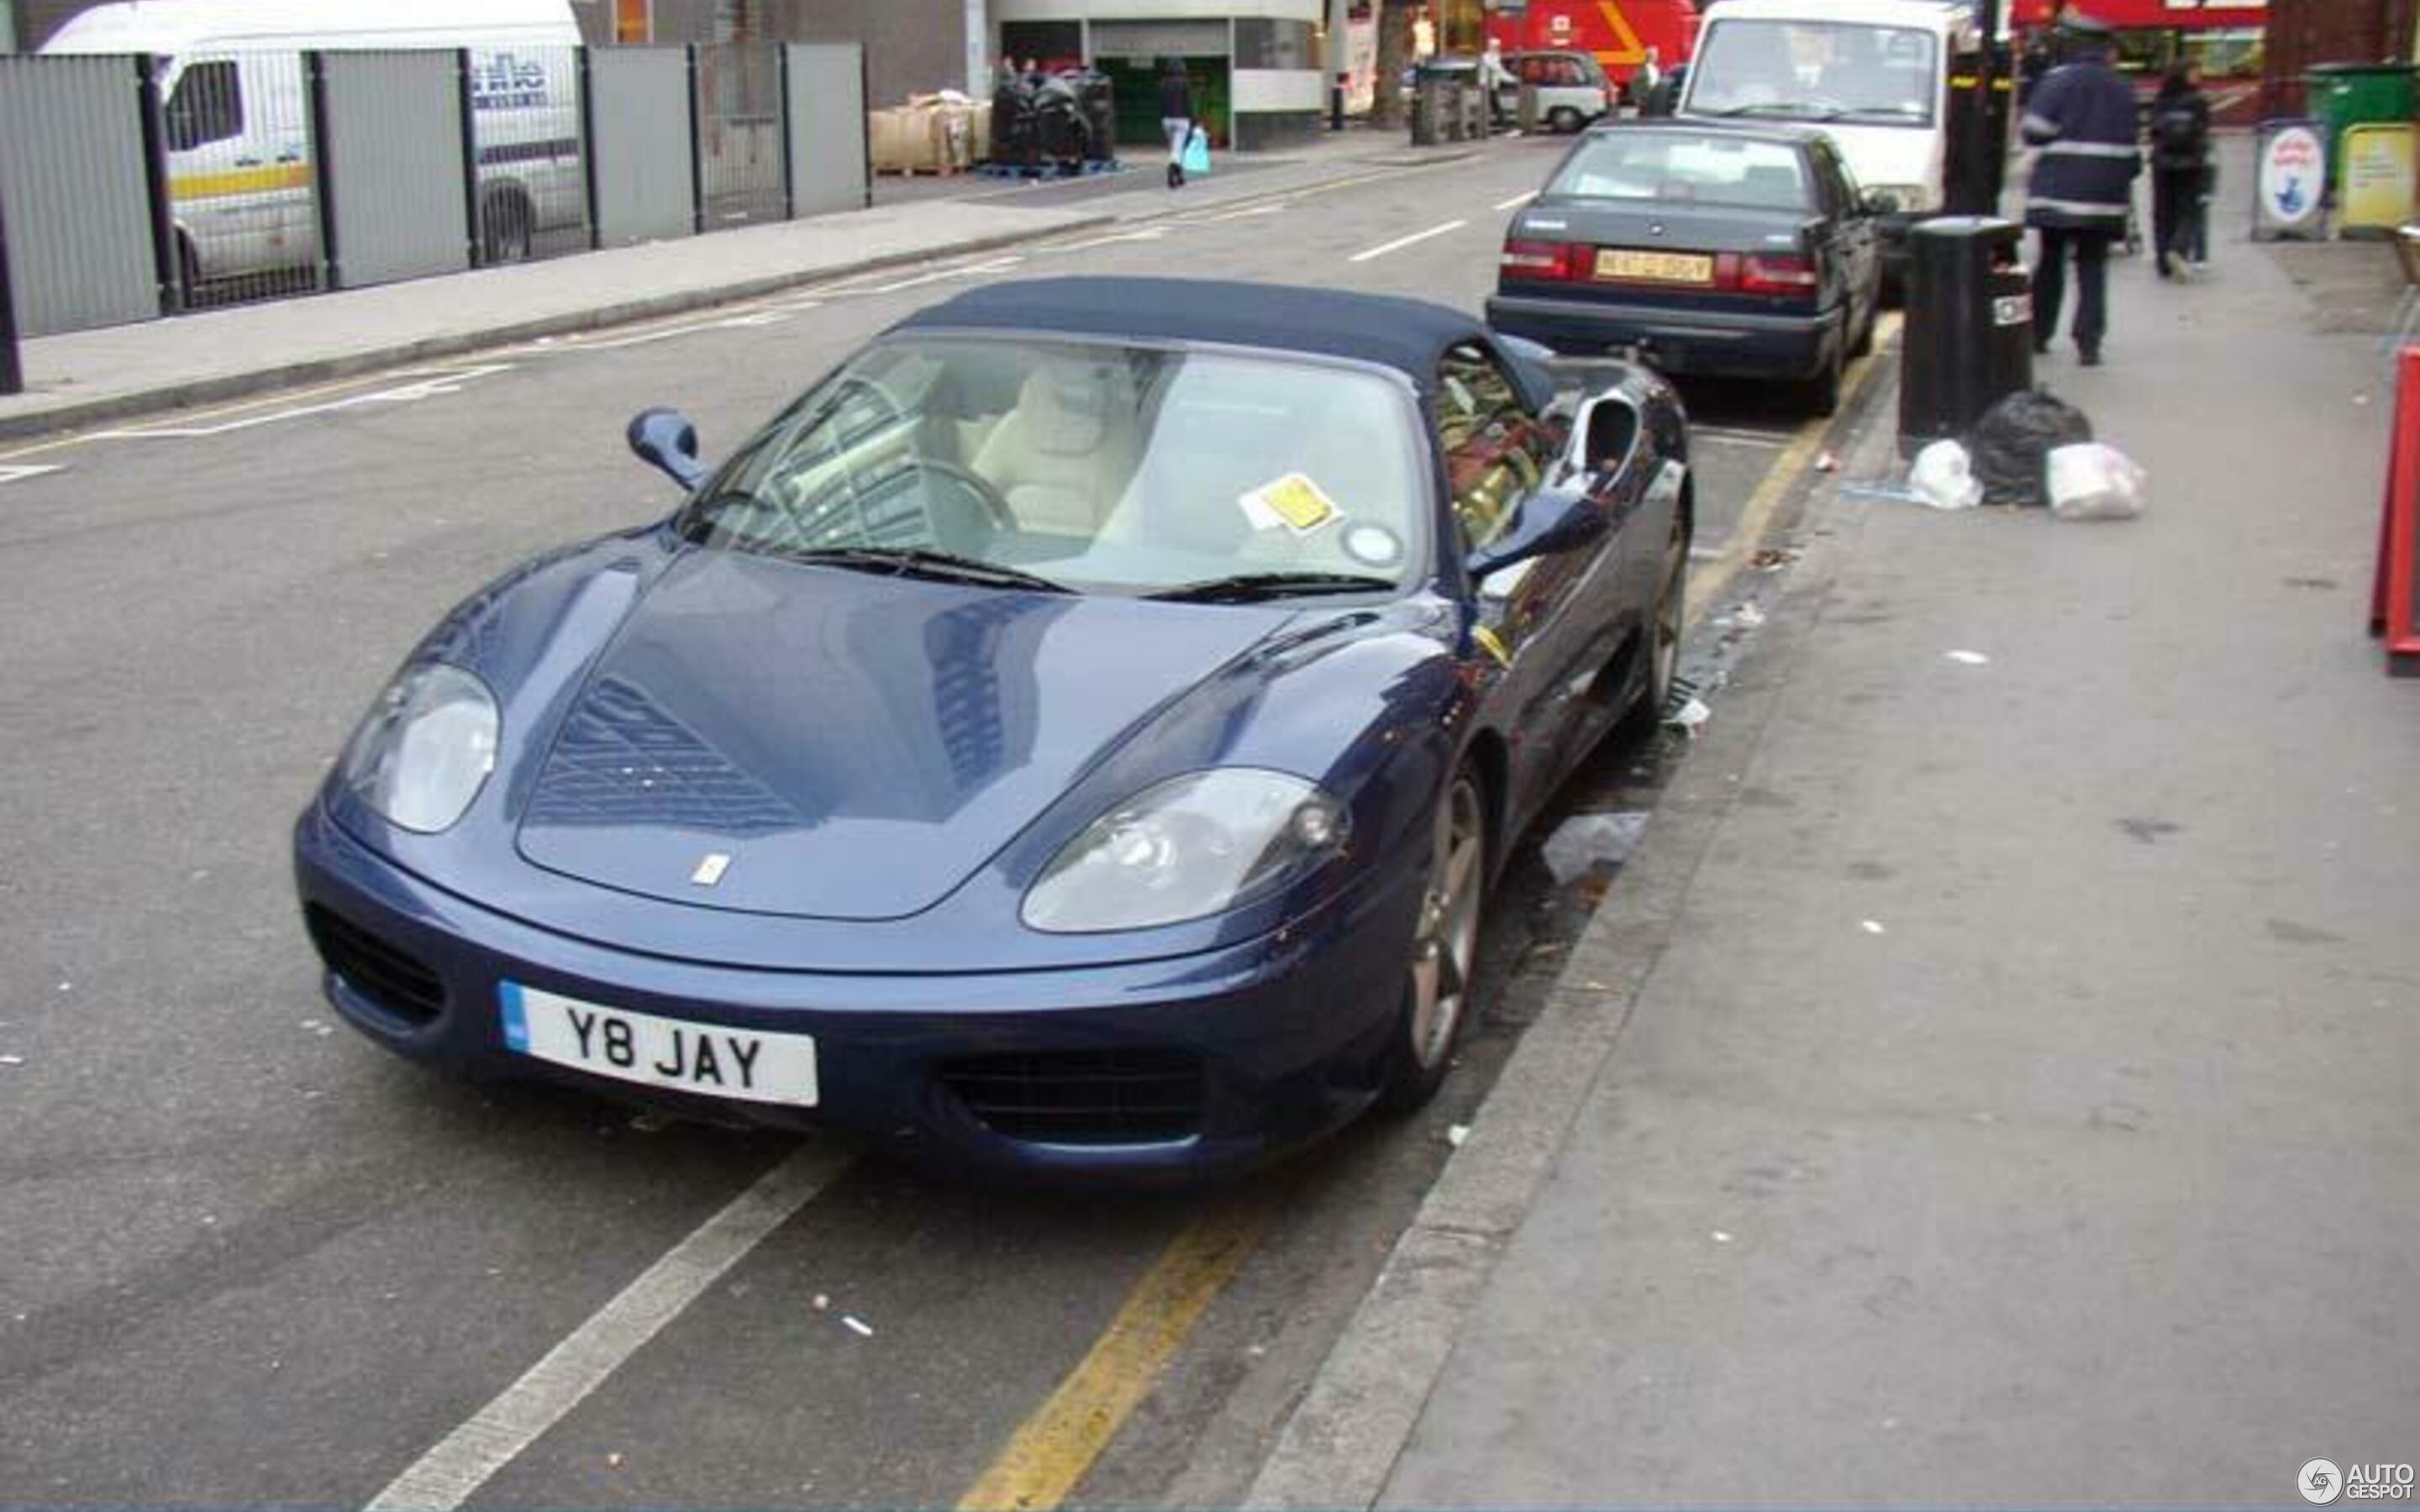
[500,982,818,1107]
[1597,248,1715,286]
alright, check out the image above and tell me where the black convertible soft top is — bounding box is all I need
[892,276,1492,391]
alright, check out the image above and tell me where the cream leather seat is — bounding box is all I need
[971,361,1141,537]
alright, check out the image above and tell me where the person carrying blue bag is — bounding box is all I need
[1158,58,1197,189]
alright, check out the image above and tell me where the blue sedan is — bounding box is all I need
[293,277,1692,1179]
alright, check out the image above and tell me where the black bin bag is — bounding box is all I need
[1968,387,2092,507]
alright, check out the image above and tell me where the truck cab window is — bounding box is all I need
[166,61,245,151]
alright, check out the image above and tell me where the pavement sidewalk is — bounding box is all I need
[1251,146,2420,1506]
[0,124,1482,442]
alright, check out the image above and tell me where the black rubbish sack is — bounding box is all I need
[1968,386,2093,508]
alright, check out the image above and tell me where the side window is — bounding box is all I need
[1517,56,1546,85]
[1549,58,1584,87]
[1433,344,1552,553]
[165,60,245,152]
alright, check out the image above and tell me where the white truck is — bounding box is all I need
[1678,0,2011,285]
[40,0,585,290]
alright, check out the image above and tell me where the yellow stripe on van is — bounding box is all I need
[169,163,314,200]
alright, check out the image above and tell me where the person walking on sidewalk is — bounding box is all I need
[2149,59,2213,278]
[1158,58,1197,190]
[2021,13,2139,365]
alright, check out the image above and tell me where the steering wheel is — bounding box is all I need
[907,456,1021,538]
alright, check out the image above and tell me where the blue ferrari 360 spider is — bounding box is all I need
[294,276,1691,1179]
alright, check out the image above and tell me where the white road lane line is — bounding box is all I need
[1184,201,1296,223]
[93,365,515,440]
[363,1142,852,1512]
[1044,227,1171,252]
[1494,191,1538,211]
[1347,219,1470,264]
[0,464,64,484]
[858,255,1026,296]
[578,309,797,350]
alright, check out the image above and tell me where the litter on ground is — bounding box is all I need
[1446,1123,1471,1148]
[1944,650,1991,665]
[1861,920,1887,935]
[1541,811,1650,883]
[1664,696,1712,736]
[843,1315,875,1338]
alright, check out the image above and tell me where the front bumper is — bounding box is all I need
[1487,291,1840,382]
[292,804,1421,1182]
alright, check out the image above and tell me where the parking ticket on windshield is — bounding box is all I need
[1239,473,1341,533]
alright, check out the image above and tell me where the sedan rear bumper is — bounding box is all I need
[1486,291,1842,382]
[293,801,1423,1183]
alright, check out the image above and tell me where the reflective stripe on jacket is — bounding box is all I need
[2023,59,2141,230]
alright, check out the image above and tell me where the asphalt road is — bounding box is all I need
[0,140,1844,1509]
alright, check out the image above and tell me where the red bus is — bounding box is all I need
[1485,0,1703,92]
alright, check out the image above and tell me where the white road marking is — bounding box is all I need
[93,365,516,439]
[831,255,1025,297]
[0,464,64,485]
[1347,219,1470,264]
[363,1142,851,1512]
[1494,191,1539,211]
[579,309,797,350]
[1045,227,1171,252]
[1183,201,1297,223]
[1691,425,1794,448]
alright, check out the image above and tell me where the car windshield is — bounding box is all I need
[1547,130,1812,211]
[1686,19,1939,126]
[679,336,1429,598]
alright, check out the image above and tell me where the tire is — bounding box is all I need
[1377,766,1488,1115]
[480,192,534,265]
[176,232,203,307]
[1803,339,1844,418]
[1628,504,1687,728]
[1549,106,1583,134]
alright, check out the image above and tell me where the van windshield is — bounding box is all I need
[1686,19,1939,126]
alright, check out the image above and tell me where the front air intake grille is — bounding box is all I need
[305,906,445,1026]
[939,1048,1206,1146]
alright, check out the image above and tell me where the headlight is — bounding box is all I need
[1021,769,1349,933]
[338,663,499,833]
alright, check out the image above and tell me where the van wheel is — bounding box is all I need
[1549,105,1583,133]
[176,233,203,307]
[480,192,534,265]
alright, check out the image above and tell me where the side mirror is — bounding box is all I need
[1862,188,1902,217]
[1569,394,1641,477]
[627,407,706,491]
[1467,491,1610,581]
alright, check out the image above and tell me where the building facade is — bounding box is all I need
[992,0,1328,149]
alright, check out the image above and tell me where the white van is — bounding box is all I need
[40,0,583,289]
[1678,0,2003,282]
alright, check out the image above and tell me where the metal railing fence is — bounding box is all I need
[0,38,868,369]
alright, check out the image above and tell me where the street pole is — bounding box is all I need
[0,189,22,397]
[1962,0,2002,215]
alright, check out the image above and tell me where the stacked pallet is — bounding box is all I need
[870,94,992,176]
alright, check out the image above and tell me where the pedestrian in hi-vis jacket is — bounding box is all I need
[2021,13,2140,366]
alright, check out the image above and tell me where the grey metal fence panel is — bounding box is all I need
[696,42,784,229]
[161,50,321,306]
[784,44,867,219]
[318,50,468,289]
[0,55,160,336]
[466,41,589,265]
[588,47,693,247]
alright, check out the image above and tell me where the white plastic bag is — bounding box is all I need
[1907,438,1982,511]
[2047,442,2146,521]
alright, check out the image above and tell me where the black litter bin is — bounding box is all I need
[1899,215,2033,457]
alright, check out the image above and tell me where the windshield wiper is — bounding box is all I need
[773,546,1072,594]
[1702,102,1830,118]
[1147,571,1396,605]
[1832,104,1928,121]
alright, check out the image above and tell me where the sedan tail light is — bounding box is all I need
[1501,239,1583,281]
[1736,253,1820,301]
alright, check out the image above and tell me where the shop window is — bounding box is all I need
[1235,18,1316,71]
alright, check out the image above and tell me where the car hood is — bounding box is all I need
[513,550,1278,921]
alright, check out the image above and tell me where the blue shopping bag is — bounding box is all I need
[1181,125,1211,176]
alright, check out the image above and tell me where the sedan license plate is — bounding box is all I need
[1597,249,1715,286]
[500,982,818,1106]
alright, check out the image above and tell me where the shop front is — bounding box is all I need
[995,0,1325,150]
